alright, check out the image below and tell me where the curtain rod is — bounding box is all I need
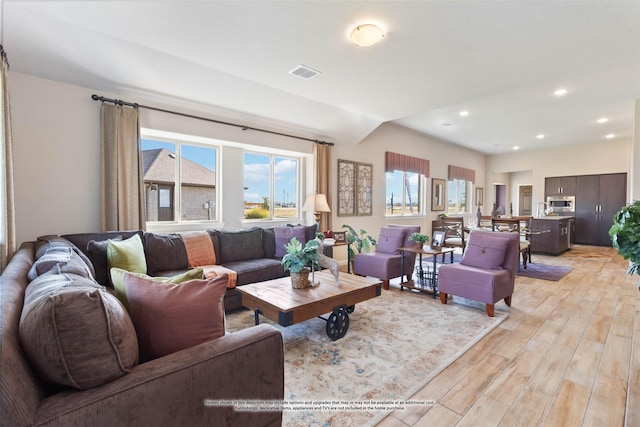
[91,94,334,146]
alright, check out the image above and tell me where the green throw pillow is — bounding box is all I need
[110,267,204,312]
[107,234,147,281]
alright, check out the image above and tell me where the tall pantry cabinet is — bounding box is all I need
[574,173,627,246]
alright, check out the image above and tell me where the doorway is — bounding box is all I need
[519,185,533,216]
[494,184,506,215]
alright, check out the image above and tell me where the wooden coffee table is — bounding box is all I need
[236,270,382,340]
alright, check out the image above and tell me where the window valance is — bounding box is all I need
[448,165,475,183]
[385,152,430,177]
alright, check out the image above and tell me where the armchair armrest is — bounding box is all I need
[35,324,284,427]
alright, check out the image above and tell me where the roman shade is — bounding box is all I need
[448,165,475,183]
[385,152,430,177]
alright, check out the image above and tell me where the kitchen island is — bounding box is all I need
[529,216,575,255]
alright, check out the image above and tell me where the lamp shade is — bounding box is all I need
[350,24,385,47]
[302,193,331,213]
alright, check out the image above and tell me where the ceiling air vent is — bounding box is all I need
[289,64,321,80]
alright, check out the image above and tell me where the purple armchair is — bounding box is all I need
[438,230,519,317]
[353,225,420,290]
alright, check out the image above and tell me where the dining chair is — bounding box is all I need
[491,217,531,269]
[436,217,466,263]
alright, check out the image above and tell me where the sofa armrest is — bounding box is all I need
[34,324,284,427]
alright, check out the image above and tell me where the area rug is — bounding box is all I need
[515,263,572,281]
[226,287,507,426]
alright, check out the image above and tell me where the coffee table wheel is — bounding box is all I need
[326,308,349,341]
[346,305,355,314]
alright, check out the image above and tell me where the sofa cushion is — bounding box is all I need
[87,236,121,286]
[461,233,509,270]
[376,227,406,254]
[109,267,204,312]
[28,245,94,281]
[143,232,188,275]
[274,227,307,257]
[218,227,264,263]
[124,273,228,361]
[262,227,276,258]
[107,234,147,278]
[30,236,95,280]
[222,258,286,286]
[19,272,138,390]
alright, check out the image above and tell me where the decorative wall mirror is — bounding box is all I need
[475,187,484,206]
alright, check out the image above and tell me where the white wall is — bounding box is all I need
[12,71,628,245]
[10,73,316,244]
[332,123,486,236]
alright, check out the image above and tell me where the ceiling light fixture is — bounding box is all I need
[597,117,609,123]
[554,88,568,96]
[350,24,385,47]
[459,110,469,117]
[536,134,545,139]
[606,134,615,139]
[513,146,520,150]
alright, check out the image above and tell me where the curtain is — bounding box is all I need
[314,143,332,232]
[100,103,145,231]
[0,45,16,271]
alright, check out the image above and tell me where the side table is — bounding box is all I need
[398,246,456,298]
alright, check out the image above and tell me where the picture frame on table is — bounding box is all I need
[333,231,346,243]
[431,230,445,249]
[431,178,446,211]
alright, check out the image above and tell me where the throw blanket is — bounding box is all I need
[181,231,237,288]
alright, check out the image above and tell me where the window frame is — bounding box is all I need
[385,169,425,217]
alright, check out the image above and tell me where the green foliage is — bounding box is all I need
[609,201,640,277]
[342,224,377,262]
[262,196,270,210]
[408,232,430,244]
[244,207,269,219]
[281,237,320,273]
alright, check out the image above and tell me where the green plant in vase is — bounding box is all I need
[408,232,430,249]
[609,201,640,289]
[342,225,377,267]
[281,237,320,288]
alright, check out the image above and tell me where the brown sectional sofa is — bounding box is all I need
[0,224,315,426]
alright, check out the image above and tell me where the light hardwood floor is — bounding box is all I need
[378,245,639,427]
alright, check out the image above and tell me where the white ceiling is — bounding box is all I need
[3,1,640,154]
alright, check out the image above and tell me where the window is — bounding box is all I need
[386,170,423,215]
[243,153,299,220]
[447,179,472,214]
[141,138,218,223]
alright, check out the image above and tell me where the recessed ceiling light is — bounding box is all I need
[513,146,520,150]
[606,134,615,139]
[459,111,469,117]
[350,24,385,47]
[441,122,452,127]
[597,117,609,123]
[554,88,568,96]
[536,134,545,139]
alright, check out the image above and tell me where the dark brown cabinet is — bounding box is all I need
[545,176,577,197]
[575,173,626,246]
[530,217,574,255]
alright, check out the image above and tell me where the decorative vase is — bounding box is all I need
[290,269,310,289]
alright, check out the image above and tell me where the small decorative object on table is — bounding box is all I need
[431,230,445,249]
[281,237,320,289]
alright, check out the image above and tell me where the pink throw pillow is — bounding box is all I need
[124,273,228,361]
[274,227,306,257]
[460,234,509,270]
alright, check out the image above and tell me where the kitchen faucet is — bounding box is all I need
[536,202,547,218]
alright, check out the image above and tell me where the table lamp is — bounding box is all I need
[302,193,331,230]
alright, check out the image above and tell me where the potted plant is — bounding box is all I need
[609,201,640,288]
[342,225,377,267]
[408,232,430,249]
[281,237,320,288]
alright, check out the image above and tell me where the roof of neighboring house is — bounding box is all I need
[142,148,216,187]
